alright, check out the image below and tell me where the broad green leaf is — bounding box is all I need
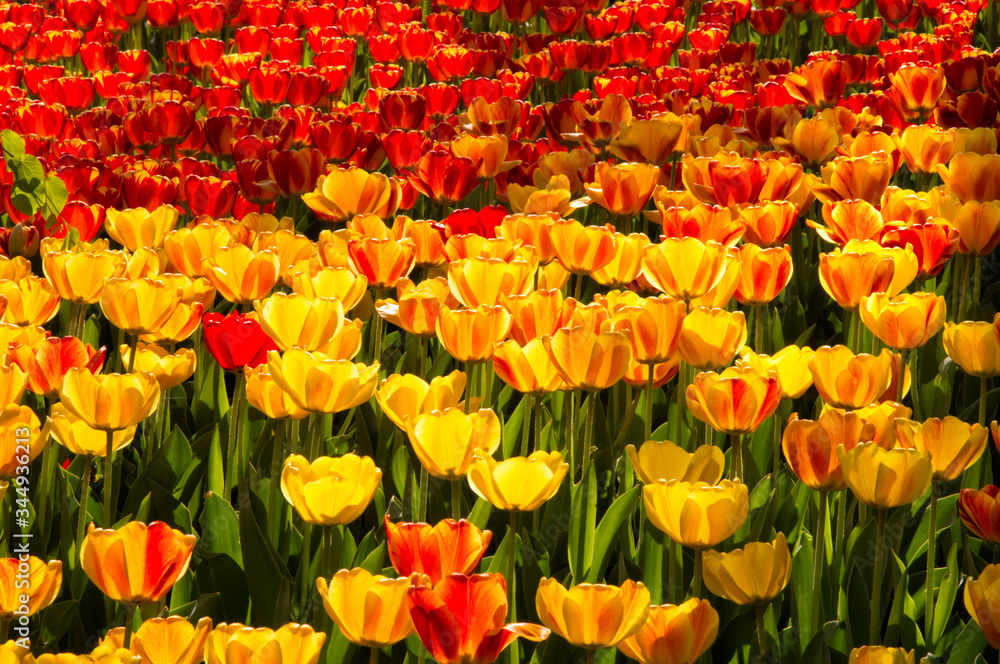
[932,543,959,645]
[200,492,243,565]
[791,530,815,653]
[1,128,24,161]
[567,463,597,582]
[584,485,640,583]
[239,489,292,627]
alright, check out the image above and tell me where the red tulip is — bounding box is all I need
[385,517,492,586]
[202,312,279,372]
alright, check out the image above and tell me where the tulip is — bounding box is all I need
[507,176,588,219]
[202,312,279,372]
[810,346,893,410]
[893,416,987,482]
[58,369,159,433]
[376,278,456,339]
[447,258,534,309]
[838,442,931,510]
[254,293,344,352]
[280,453,381,526]
[847,647,915,664]
[347,237,416,291]
[48,402,136,458]
[317,568,418,648]
[499,215,556,265]
[643,479,749,549]
[0,405,45,484]
[536,578,650,650]
[641,238,729,303]
[943,320,1000,378]
[244,365,310,421]
[202,246,280,306]
[616,599,718,664]
[859,292,945,351]
[118,343,196,390]
[964,564,1000,649]
[291,266,369,309]
[0,363,25,410]
[304,166,401,222]
[625,440,724,485]
[892,125,954,174]
[773,116,840,167]
[678,308,747,371]
[0,276,61,327]
[104,205,179,251]
[589,232,651,289]
[8,336,104,399]
[811,155,893,206]
[385,516,492,585]
[80,520,195,606]
[544,324,632,393]
[267,349,378,418]
[163,222,235,279]
[436,305,512,365]
[42,250,126,305]
[407,408,501,482]
[100,278,182,340]
[936,152,1000,205]
[584,162,661,218]
[890,64,945,114]
[548,218,617,276]
[103,617,212,664]
[737,346,815,400]
[739,201,798,248]
[702,532,791,605]
[818,245,895,310]
[947,200,1000,257]
[733,244,793,306]
[958,486,1000,544]
[686,366,782,437]
[0,557,62,620]
[407,573,548,664]
[468,450,568,512]
[782,410,873,493]
[808,200,886,247]
[376,372,467,431]
[610,296,687,365]
[502,289,565,346]
[493,339,563,396]
[205,623,325,664]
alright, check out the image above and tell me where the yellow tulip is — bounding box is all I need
[100,278,182,336]
[810,346,893,409]
[677,307,747,371]
[42,250,126,304]
[280,454,381,526]
[848,646,915,664]
[254,293,344,351]
[625,440,724,485]
[202,245,281,305]
[643,480,749,549]
[467,451,568,512]
[0,405,47,480]
[641,238,729,302]
[837,442,932,510]
[48,403,136,457]
[535,578,650,649]
[859,292,945,350]
[316,568,418,648]
[447,257,534,309]
[58,369,159,432]
[964,564,1000,649]
[118,343,196,389]
[543,324,632,391]
[204,623,326,664]
[163,221,235,278]
[0,556,62,620]
[893,416,987,482]
[407,408,501,480]
[266,349,378,415]
[104,205,179,251]
[737,345,816,399]
[102,617,212,664]
[702,533,792,605]
[943,320,1000,378]
[616,599,718,664]
[375,371,467,430]
[0,276,61,327]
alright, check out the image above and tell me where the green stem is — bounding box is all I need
[693,549,703,598]
[668,538,677,603]
[582,392,595,482]
[833,490,848,618]
[127,334,138,373]
[309,413,323,460]
[77,456,92,547]
[372,289,385,367]
[534,394,542,453]
[370,647,379,664]
[123,603,137,649]
[465,363,476,415]
[483,363,494,410]
[731,433,743,482]
[113,328,125,373]
[507,511,518,620]
[104,431,115,527]
[298,522,313,607]
[568,391,577,482]
[980,376,988,427]
[234,374,247,485]
[586,649,595,664]
[268,421,285,544]
[811,492,827,638]
[926,485,937,649]
[645,367,654,441]
[755,305,764,353]
[898,350,908,404]
[521,395,532,457]
[755,603,768,654]
[870,508,886,644]
[772,409,780,478]
[417,465,429,523]
[451,480,461,520]
[973,255,982,314]
[675,361,687,447]
[851,309,861,354]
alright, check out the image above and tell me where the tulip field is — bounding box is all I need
[2,0,1000,663]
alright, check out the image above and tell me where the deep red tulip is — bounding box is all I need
[407,150,481,206]
[385,517,492,586]
[959,486,1000,544]
[202,311,279,372]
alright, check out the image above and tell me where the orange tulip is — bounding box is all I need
[501,288,566,346]
[677,307,747,371]
[303,166,401,222]
[937,153,1000,204]
[347,237,416,291]
[610,296,686,365]
[808,199,886,247]
[810,346,894,409]
[686,365,782,435]
[782,410,874,492]
[376,277,458,338]
[202,245,281,305]
[385,516,492,586]
[8,336,104,399]
[641,238,730,302]
[892,125,954,174]
[548,218,617,275]
[492,339,563,395]
[859,292,945,350]
[890,64,945,114]
[738,201,798,248]
[436,305,512,364]
[818,245,895,310]
[544,324,632,391]
[945,200,1000,256]
[584,162,661,217]
[733,244,793,306]
[655,203,745,249]
[811,154,893,205]
[447,258,534,309]
[591,233,651,289]
[894,416,988,482]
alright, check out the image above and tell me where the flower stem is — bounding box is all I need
[309,412,323,460]
[586,649,595,664]
[898,350,908,404]
[870,508,886,644]
[417,465,429,523]
[675,361,687,447]
[127,334,138,373]
[755,305,765,353]
[507,511,518,620]
[534,394,542,452]
[77,456,92,548]
[370,647,379,664]
[834,491,849,620]
[980,376,988,427]
[582,392,595,482]
[104,431,115,527]
[811,492,827,638]
[926,485,938,650]
[451,480,461,520]
[974,255,982,313]
[692,549,703,598]
[730,433,743,482]
[123,604,137,649]
[645,366,654,441]
[268,421,285,544]
[755,603,768,654]
[521,395,532,457]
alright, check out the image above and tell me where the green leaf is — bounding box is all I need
[1,129,24,162]
[567,463,597,582]
[584,486,640,583]
[200,492,243,565]
[239,489,292,627]
[951,619,988,663]
[638,518,664,604]
[791,530,815,653]
[932,543,959,645]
